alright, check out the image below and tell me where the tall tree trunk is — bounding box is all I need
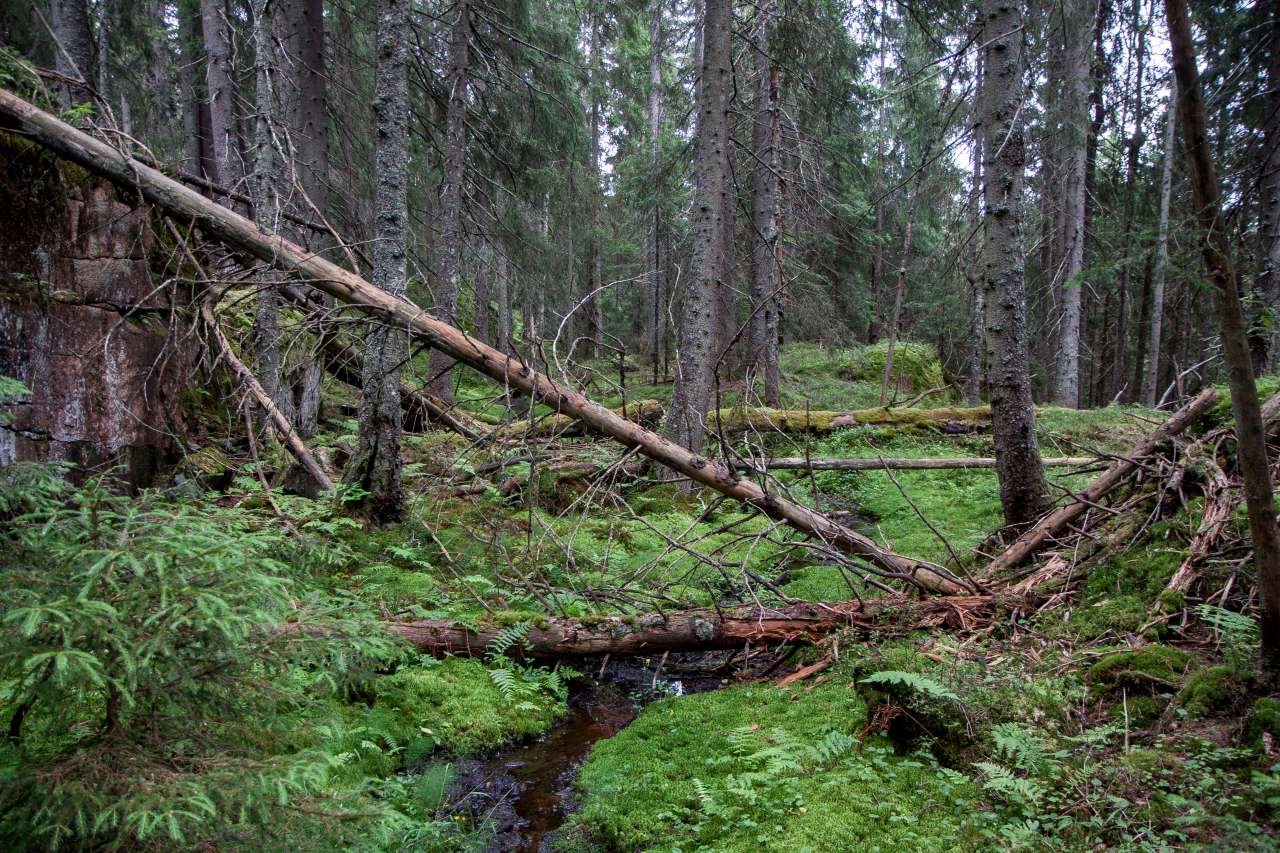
[1112,0,1144,400]
[1257,12,1280,372]
[665,0,729,454]
[1144,92,1176,408]
[880,195,918,404]
[351,0,410,523]
[1052,0,1094,408]
[965,129,985,405]
[201,0,242,200]
[1165,0,1280,677]
[178,0,214,183]
[646,2,666,380]
[430,0,469,403]
[50,0,95,107]
[583,2,605,360]
[495,246,513,357]
[746,0,779,402]
[474,243,491,345]
[249,0,293,425]
[1084,0,1110,404]
[980,0,1049,528]
[867,0,889,344]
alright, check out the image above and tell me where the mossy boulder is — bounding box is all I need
[1247,697,1280,749]
[1109,694,1168,728]
[1180,665,1242,719]
[847,341,947,394]
[1087,644,1192,695]
[1064,595,1148,641]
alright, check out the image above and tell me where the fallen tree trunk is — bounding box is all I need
[982,387,1217,579]
[733,456,1094,472]
[0,90,967,596]
[201,303,335,493]
[277,283,481,439]
[386,594,1005,658]
[711,405,992,434]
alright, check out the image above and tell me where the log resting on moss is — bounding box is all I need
[387,594,1008,658]
[0,90,968,596]
[485,399,665,439]
[732,456,1095,471]
[710,405,993,434]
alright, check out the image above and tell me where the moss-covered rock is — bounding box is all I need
[1180,665,1242,719]
[847,341,948,393]
[1109,694,1168,728]
[1087,644,1192,694]
[1064,595,1148,641]
[1247,697,1280,749]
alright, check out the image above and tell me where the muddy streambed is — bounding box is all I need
[435,654,738,852]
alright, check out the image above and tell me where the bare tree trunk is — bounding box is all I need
[979,0,1049,528]
[867,0,889,344]
[201,0,242,200]
[746,0,779,397]
[646,3,665,376]
[879,195,918,404]
[249,0,293,426]
[178,0,214,183]
[664,0,729,454]
[1165,0,1280,678]
[50,0,95,107]
[965,115,985,405]
[1144,92,1176,408]
[1112,0,1143,400]
[1052,0,1094,408]
[429,0,469,403]
[474,242,491,345]
[1257,13,1280,372]
[583,2,605,360]
[350,0,410,523]
[496,246,513,356]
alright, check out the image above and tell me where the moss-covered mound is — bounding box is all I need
[573,682,974,852]
[847,341,948,394]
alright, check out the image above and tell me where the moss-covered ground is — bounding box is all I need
[12,340,1278,851]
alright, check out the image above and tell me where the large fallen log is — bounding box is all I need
[486,399,665,439]
[981,387,1217,579]
[711,405,992,433]
[0,90,968,596]
[732,456,1094,471]
[387,594,1005,658]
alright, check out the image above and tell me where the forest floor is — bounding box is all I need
[12,341,1279,851]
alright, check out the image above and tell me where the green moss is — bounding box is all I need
[1087,645,1192,694]
[370,657,564,756]
[1083,545,1183,606]
[1247,697,1280,748]
[1110,695,1167,727]
[574,682,972,852]
[846,341,948,394]
[1062,595,1147,642]
[1179,665,1240,719]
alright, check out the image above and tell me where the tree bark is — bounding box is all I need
[50,0,95,107]
[978,0,1050,528]
[178,0,214,184]
[1165,0,1280,678]
[350,0,411,524]
[474,243,491,345]
[429,0,470,403]
[1051,0,1095,408]
[646,2,666,377]
[249,0,293,426]
[0,86,979,596]
[664,0,729,455]
[746,0,780,404]
[200,0,241,200]
[1144,92,1176,408]
[583,1,605,360]
[1257,12,1280,372]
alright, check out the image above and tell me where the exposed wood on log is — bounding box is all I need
[1164,459,1232,596]
[776,659,832,687]
[200,302,335,493]
[386,595,1007,658]
[981,387,1216,579]
[0,89,968,596]
[733,457,1095,472]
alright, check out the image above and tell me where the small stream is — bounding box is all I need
[437,655,735,852]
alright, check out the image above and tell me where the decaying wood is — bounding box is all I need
[0,89,967,595]
[712,405,993,434]
[486,399,665,439]
[201,302,335,493]
[387,594,1007,658]
[981,387,1217,579]
[1164,458,1232,596]
[733,456,1094,472]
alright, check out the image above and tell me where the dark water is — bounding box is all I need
[504,681,637,852]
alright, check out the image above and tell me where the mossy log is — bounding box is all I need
[387,594,1007,658]
[487,399,665,439]
[710,405,992,434]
